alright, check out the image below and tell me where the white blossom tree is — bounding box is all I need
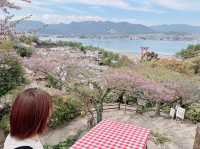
[0,0,31,40]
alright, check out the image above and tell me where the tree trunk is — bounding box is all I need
[87,110,95,129]
[96,107,102,123]
[117,92,124,110]
[118,102,121,110]
[124,97,127,113]
[155,101,161,116]
[193,123,200,149]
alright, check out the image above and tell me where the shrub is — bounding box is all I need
[152,131,171,145]
[0,55,25,97]
[99,50,120,66]
[190,57,200,74]
[36,40,57,48]
[99,50,132,67]
[0,40,14,50]
[47,74,63,90]
[141,51,159,61]
[15,44,33,57]
[0,114,9,135]
[19,36,39,45]
[49,97,81,128]
[185,103,200,123]
[176,44,200,59]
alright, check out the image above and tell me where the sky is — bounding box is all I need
[6,0,200,26]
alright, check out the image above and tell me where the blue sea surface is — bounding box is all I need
[41,37,195,55]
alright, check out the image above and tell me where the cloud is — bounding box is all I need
[53,0,162,13]
[151,0,200,11]
[31,14,105,24]
[53,0,130,9]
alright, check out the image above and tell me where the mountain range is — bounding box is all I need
[16,21,200,35]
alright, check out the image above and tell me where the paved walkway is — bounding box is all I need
[41,117,87,145]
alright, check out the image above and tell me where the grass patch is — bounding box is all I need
[152,131,171,145]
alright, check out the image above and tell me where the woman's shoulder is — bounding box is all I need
[3,134,43,149]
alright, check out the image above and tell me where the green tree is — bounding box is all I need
[0,55,25,98]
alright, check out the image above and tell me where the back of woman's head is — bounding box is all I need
[10,88,52,139]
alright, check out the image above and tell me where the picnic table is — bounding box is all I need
[71,120,150,149]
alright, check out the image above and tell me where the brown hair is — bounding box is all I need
[10,88,52,139]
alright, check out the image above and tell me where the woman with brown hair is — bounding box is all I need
[4,88,52,149]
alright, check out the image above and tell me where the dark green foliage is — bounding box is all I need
[0,56,25,97]
[176,44,200,59]
[36,40,57,48]
[161,104,171,114]
[49,98,80,128]
[126,95,137,104]
[80,46,87,54]
[15,45,33,57]
[0,104,10,121]
[0,105,10,135]
[47,74,63,90]
[37,40,83,49]
[0,114,10,135]
[44,130,86,149]
[185,103,200,123]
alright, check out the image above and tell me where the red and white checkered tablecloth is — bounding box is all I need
[71,120,151,149]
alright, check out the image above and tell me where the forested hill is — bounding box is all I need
[16,20,154,35]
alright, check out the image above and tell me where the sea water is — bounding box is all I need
[41,37,196,55]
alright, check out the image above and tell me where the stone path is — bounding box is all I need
[42,110,196,149]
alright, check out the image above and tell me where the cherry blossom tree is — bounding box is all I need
[104,68,178,116]
[0,0,31,40]
[73,81,111,128]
